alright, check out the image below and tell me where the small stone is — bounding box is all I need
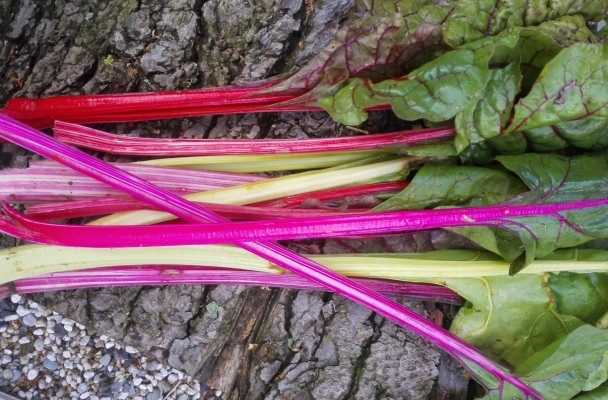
[64,324,73,332]
[16,305,31,316]
[10,294,21,303]
[145,360,159,371]
[77,382,89,394]
[80,393,90,399]
[38,379,46,390]
[43,358,59,371]
[125,346,137,354]
[105,341,115,349]
[18,336,30,344]
[61,318,74,325]
[53,324,68,337]
[167,373,179,384]
[62,350,71,358]
[27,368,39,380]
[147,388,161,400]
[4,314,19,322]
[122,382,134,394]
[83,371,95,380]
[3,369,13,380]
[34,339,44,351]
[99,354,111,367]
[80,336,91,346]
[157,380,172,392]
[33,328,44,335]
[133,377,143,386]
[22,313,37,327]
[11,369,21,381]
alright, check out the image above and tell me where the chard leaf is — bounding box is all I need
[506,43,608,140]
[548,272,608,326]
[574,384,608,399]
[320,26,566,125]
[455,62,522,153]
[451,152,608,273]
[432,269,608,399]
[271,0,604,109]
[426,274,584,367]
[516,325,608,398]
[374,163,527,211]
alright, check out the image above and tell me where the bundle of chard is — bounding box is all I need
[1,0,608,398]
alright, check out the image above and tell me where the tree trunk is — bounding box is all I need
[0,0,470,398]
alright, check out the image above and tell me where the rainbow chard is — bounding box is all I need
[1,1,608,398]
[0,115,542,398]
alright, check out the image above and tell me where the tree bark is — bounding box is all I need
[1,0,470,398]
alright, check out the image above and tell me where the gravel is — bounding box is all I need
[0,294,205,399]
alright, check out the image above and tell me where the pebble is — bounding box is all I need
[99,353,111,367]
[22,313,37,326]
[27,368,39,380]
[34,339,44,351]
[43,358,59,371]
[0,297,207,399]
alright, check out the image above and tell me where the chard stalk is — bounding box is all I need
[136,150,386,172]
[0,114,541,398]
[90,157,410,226]
[54,121,455,156]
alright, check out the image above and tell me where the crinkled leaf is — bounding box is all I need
[505,43,608,139]
[537,15,600,47]
[269,0,604,110]
[321,26,566,125]
[264,11,449,105]
[437,0,607,47]
[374,163,527,211]
[353,0,430,19]
[455,62,523,153]
[424,274,584,367]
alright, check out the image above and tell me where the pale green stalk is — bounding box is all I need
[0,244,278,284]
[137,150,385,172]
[91,157,410,226]
[3,244,608,286]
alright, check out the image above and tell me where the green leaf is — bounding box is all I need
[279,0,605,115]
[450,152,608,272]
[320,26,566,125]
[427,274,584,367]
[549,272,608,326]
[433,270,608,399]
[506,43,608,136]
[517,325,608,398]
[574,383,608,399]
[374,163,527,211]
[455,62,523,153]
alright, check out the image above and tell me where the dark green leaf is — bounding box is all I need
[548,272,608,326]
[374,163,527,211]
[450,152,608,273]
[454,62,523,153]
[517,325,608,399]
[320,26,567,125]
